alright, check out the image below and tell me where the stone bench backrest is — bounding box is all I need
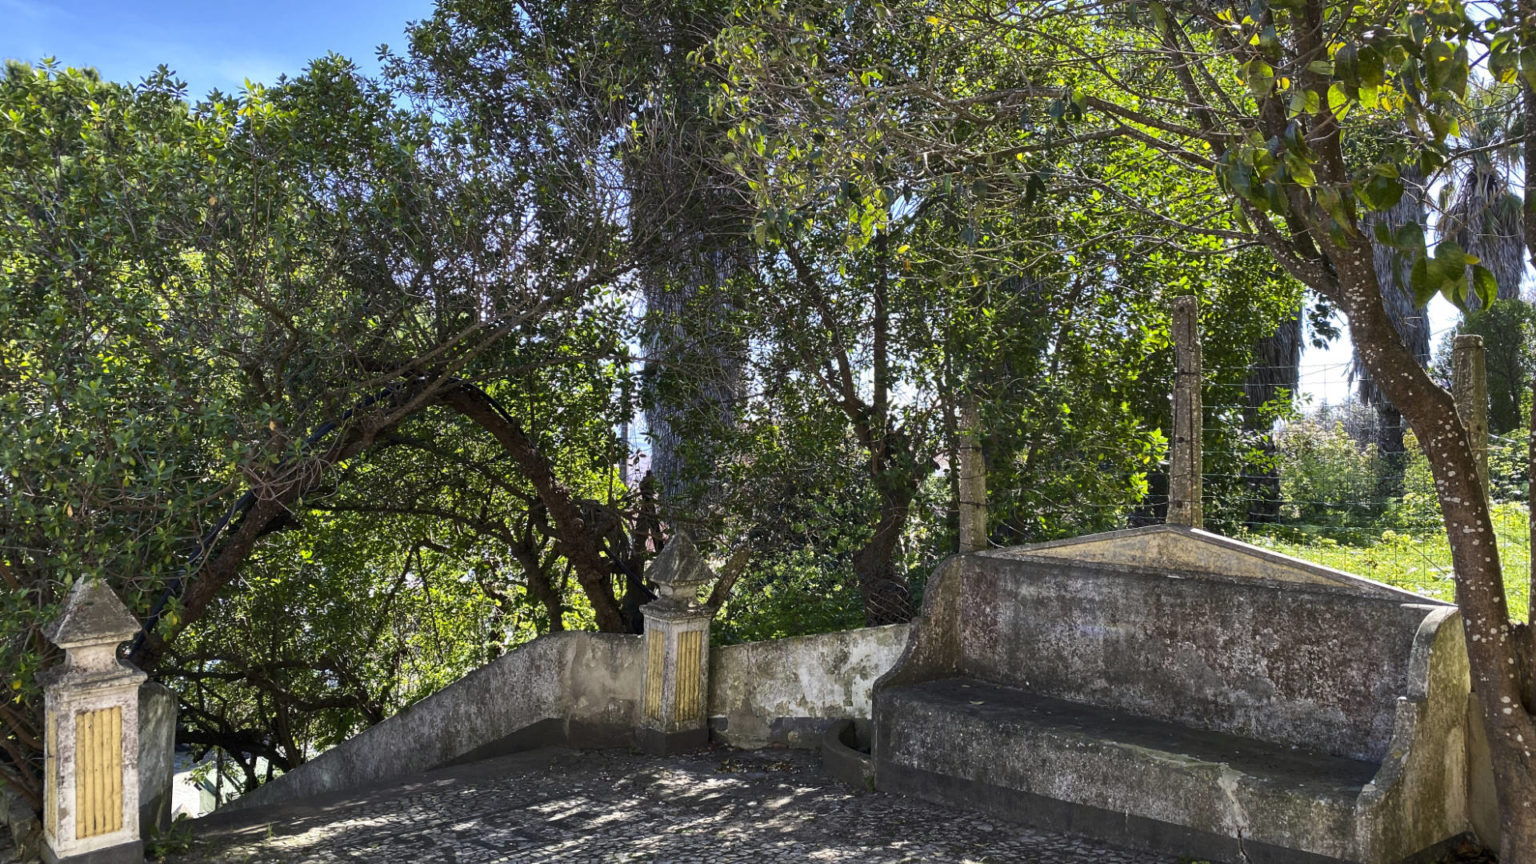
[955,556,1437,763]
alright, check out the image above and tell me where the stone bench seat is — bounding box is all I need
[880,678,1379,860]
[871,526,1485,864]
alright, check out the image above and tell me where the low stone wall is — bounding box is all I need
[223,624,910,810]
[227,632,644,811]
[708,624,909,748]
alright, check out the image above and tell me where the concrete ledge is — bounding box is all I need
[709,625,908,749]
[41,839,143,864]
[637,727,709,755]
[871,546,1472,864]
[819,719,872,789]
[227,632,644,811]
[877,761,1349,864]
[877,678,1376,860]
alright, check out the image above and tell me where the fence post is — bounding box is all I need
[637,533,716,754]
[1452,333,1489,494]
[957,394,988,553]
[1169,295,1203,528]
[41,580,146,864]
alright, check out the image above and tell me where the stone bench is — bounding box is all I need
[871,526,1480,864]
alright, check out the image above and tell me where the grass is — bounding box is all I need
[1239,502,1532,623]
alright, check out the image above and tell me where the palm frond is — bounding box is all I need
[1355,168,1431,405]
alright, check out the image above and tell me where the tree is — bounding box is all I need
[1444,82,1526,307]
[1354,166,1431,469]
[0,46,664,804]
[707,0,1306,626]
[404,0,755,518]
[712,0,1535,853]
[1044,1,1536,853]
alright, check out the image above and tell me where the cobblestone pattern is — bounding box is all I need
[172,747,1175,864]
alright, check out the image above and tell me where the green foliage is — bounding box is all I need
[1,49,641,803]
[715,547,866,644]
[145,814,194,860]
[1249,501,1531,625]
[1275,418,1384,527]
[15,0,1533,826]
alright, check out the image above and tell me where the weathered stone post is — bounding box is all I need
[1168,295,1203,528]
[637,533,716,754]
[1452,333,1489,493]
[957,394,988,553]
[41,580,147,864]
[137,683,177,837]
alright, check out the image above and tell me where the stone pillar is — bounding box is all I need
[41,580,146,864]
[1168,295,1203,528]
[1453,333,1489,494]
[957,394,988,554]
[637,533,716,754]
[137,683,177,838]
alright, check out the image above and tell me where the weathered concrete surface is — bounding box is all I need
[637,534,716,754]
[1018,524,1429,600]
[564,633,646,747]
[41,579,146,864]
[228,632,644,811]
[709,625,909,748]
[873,531,1475,863]
[1465,691,1501,850]
[879,679,1379,862]
[172,747,1175,864]
[952,554,1434,761]
[1168,294,1203,528]
[821,719,873,789]
[229,622,907,809]
[137,683,176,838]
[1357,606,1473,862]
[0,788,39,864]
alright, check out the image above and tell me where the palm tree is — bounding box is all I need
[1442,84,1526,306]
[1243,314,1300,523]
[1438,83,1529,432]
[1355,168,1432,479]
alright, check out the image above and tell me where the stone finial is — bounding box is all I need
[645,533,715,609]
[45,579,142,680]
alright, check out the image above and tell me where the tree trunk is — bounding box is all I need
[130,420,388,672]
[852,472,919,625]
[1332,236,1536,859]
[1525,365,1536,714]
[641,242,742,503]
[441,387,627,632]
[1243,313,1300,524]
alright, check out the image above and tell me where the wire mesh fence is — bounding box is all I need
[1179,360,1532,622]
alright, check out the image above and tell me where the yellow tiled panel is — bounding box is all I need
[644,630,665,723]
[675,630,704,722]
[74,706,122,839]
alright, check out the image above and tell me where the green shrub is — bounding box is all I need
[1276,419,1383,526]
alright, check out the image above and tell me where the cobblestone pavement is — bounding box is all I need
[172,747,1176,864]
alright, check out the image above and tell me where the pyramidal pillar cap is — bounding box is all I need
[44,579,145,685]
[644,532,716,611]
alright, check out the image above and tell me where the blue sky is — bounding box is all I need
[0,0,436,97]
